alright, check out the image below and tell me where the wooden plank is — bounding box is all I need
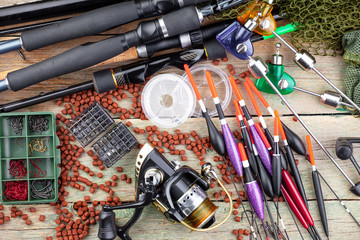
[0,200,359,240]
[1,0,42,6]
[0,25,348,115]
[0,1,358,240]
[28,115,359,203]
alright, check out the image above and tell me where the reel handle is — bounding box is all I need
[98,211,117,240]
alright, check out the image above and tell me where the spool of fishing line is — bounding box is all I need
[141,74,196,128]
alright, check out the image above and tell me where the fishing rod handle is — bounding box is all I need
[93,39,225,93]
[284,144,308,207]
[6,6,202,92]
[20,0,205,51]
[139,20,231,58]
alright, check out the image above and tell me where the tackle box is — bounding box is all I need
[0,112,60,204]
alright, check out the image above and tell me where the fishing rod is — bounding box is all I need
[0,20,231,77]
[0,5,214,93]
[184,65,260,239]
[0,39,225,113]
[0,15,293,82]
[0,2,253,94]
[246,75,360,228]
[0,17,295,93]
[0,0,210,54]
[0,0,121,27]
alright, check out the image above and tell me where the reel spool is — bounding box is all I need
[98,143,232,240]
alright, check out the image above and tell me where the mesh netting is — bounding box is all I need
[276,0,360,56]
[343,30,360,65]
[213,0,255,20]
[344,65,360,107]
[342,30,360,110]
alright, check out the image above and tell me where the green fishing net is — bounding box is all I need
[342,30,360,109]
[276,0,360,56]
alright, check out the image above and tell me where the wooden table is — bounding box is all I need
[0,1,359,239]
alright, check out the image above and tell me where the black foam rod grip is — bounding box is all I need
[7,35,127,92]
[264,128,288,170]
[282,122,307,156]
[312,170,328,237]
[284,144,308,207]
[257,155,274,198]
[21,1,138,51]
[141,37,180,58]
[203,110,226,156]
[199,21,232,40]
[203,39,227,60]
[162,6,201,37]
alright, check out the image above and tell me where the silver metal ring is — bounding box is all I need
[195,7,204,23]
[158,18,169,38]
[136,44,148,58]
[178,0,184,7]
[179,33,192,48]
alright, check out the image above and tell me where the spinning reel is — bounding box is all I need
[98,143,232,240]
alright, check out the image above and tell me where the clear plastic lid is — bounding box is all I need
[141,74,196,128]
[182,64,231,117]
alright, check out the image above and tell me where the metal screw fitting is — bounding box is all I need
[294,49,316,70]
[244,18,258,32]
[201,162,218,180]
[321,91,342,108]
[236,43,247,54]
[248,57,268,79]
[259,18,270,30]
[273,43,283,65]
[171,160,181,170]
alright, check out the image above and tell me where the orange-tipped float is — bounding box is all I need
[229,75,244,101]
[184,64,202,101]
[205,71,218,98]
